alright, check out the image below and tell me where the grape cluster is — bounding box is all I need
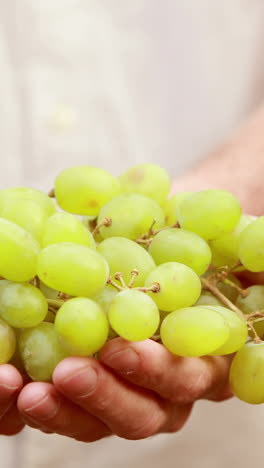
[1,164,264,405]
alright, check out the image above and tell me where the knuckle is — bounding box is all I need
[172,371,210,405]
[121,412,163,440]
[91,389,116,413]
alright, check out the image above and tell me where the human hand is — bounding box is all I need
[0,364,24,435]
[17,338,232,442]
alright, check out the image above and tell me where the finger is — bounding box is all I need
[99,338,233,405]
[18,382,111,442]
[0,402,24,436]
[0,364,23,419]
[53,357,191,440]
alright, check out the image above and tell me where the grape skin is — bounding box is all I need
[119,163,170,205]
[236,285,264,339]
[149,228,211,276]
[0,218,40,282]
[0,187,56,214]
[145,262,201,312]
[0,318,16,364]
[204,306,248,355]
[42,211,96,248]
[0,281,48,328]
[236,285,264,314]
[19,322,68,382]
[55,166,120,216]
[97,237,155,287]
[163,192,191,226]
[98,193,165,240]
[229,342,264,404]
[177,189,241,240]
[210,215,253,268]
[37,242,109,297]
[195,292,223,307]
[160,306,230,357]
[55,298,109,356]
[239,217,264,272]
[108,289,160,341]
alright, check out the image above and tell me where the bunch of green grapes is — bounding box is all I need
[1,163,264,407]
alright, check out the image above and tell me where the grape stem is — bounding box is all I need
[201,277,245,319]
[107,277,124,291]
[93,217,112,236]
[128,269,139,288]
[114,272,127,289]
[107,273,160,294]
[48,188,55,198]
[136,283,161,293]
[136,221,180,246]
[151,334,161,342]
[223,278,248,297]
[202,277,264,343]
[247,321,262,343]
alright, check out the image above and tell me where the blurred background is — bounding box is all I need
[1,1,264,467]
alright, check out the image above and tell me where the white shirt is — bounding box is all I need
[0,2,264,467]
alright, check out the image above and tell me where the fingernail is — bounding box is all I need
[58,366,98,398]
[103,348,140,373]
[24,393,60,421]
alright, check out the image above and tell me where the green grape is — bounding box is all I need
[38,282,61,323]
[229,342,264,404]
[37,243,109,297]
[236,285,264,314]
[177,190,241,240]
[0,218,40,282]
[0,318,16,364]
[210,215,253,268]
[92,285,118,314]
[160,306,229,357]
[55,297,109,356]
[119,163,170,205]
[108,289,160,341]
[218,277,243,303]
[97,194,165,240]
[239,216,264,271]
[42,212,96,248]
[0,187,56,214]
[204,306,248,355]
[97,237,155,287]
[203,272,242,303]
[55,166,120,216]
[0,281,48,328]
[149,228,211,275]
[144,262,201,312]
[39,281,61,300]
[19,322,68,382]
[9,331,24,372]
[195,292,223,307]
[92,285,118,338]
[236,285,264,339]
[0,191,56,243]
[163,192,191,226]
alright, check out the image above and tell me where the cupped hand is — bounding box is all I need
[17,338,232,442]
[0,364,24,435]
